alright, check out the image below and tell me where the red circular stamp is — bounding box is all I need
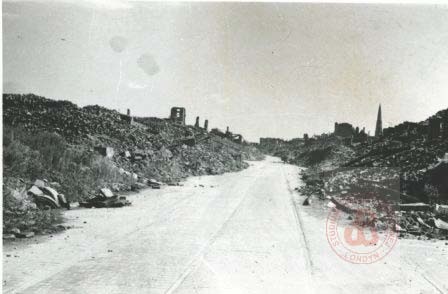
[326,194,398,264]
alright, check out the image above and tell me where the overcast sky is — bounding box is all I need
[3,1,448,141]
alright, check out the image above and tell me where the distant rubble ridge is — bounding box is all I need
[258,106,448,204]
[3,93,252,145]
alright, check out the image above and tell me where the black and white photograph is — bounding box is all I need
[2,1,448,293]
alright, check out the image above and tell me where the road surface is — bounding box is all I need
[3,157,448,293]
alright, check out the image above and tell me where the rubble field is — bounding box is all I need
[261,108,448,240]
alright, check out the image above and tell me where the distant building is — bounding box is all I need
[259,137,286,147]
[304,133,309,145]
[375,104,383,137]
[334,122,354,138]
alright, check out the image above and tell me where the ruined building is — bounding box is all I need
[120,108,133,124]
[194,116,209,132]
[375,104,383,137]
[211,127,244,144]
[334,121,368,144]
[170,107,186,125]
[334,122,354,138]
[304,133,309,145]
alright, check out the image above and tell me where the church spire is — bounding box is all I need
[375,104,382,137]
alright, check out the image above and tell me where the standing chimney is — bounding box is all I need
[204,119,209,131]
[194,116,200,128]
[127,109,131,116]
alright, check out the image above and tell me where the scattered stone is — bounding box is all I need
[33,179,46,188]
[100,188,114,198]
[303,197,311,206]
[80,188,131,208]
[3,234,16,240]
[16,232,35,238]
[9,228,21,235]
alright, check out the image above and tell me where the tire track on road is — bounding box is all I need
[403,257,445,294]
[165,165,265,294]
[281,164,316,277]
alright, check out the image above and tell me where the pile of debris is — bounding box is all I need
[27,179,70,210]
[79,188,131,208]
[3,179,66,239]
[396,204,448,240]
[3,93,262,185]
[322,196,448,240]
[297,166,448,239]
[3,93,263,239]
[273,134,356,171]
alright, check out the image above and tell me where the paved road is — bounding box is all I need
[3,157,448,293]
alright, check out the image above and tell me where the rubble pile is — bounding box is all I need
[3,93,263,238]
[396,205,448,240]
[272,108,448,239]
[3,94,152,149]
[3,94,262,185]
[273,134,356,171]
[3,179,65,239]
[276,107,448,204]
[79,188,131,208]
[27,179,70,209]
[346,110,448,202]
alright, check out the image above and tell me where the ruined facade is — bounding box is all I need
[232,134,243,144]
[333,121,368,144]
[170,107,186,125]
[120,108,134,124]
[211,127,244,144]
[193,116,209,132]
